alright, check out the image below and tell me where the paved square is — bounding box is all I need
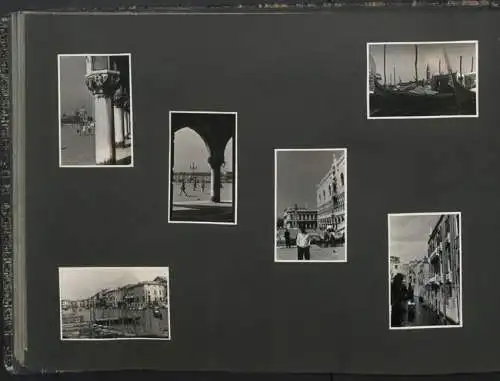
[276,244,346,261]
[60,124,131,165]
[172,181,232,203]
[171,181,234,223]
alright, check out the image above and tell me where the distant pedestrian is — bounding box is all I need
[407,284,414,301]
[179,179,188,196]
[284,228,291,248]
[323,230,329,248]
[201,178,206,192]
[296,225,311,261]
[329,230,336,253]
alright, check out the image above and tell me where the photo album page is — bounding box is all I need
[5,8,500,375]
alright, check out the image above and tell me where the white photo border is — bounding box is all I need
[274,148,348,264]
[387,211,463,330]
[366,40,479,120]
[58,266,172,341]
[167,110,238,226]
[57,53,135,168]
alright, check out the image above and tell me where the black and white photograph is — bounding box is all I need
[388,212,463,330]
[58,54,134,167]
[59,267,171,340]
[168,111,237,225]
[275,149,347,263]
[368,41,478,119]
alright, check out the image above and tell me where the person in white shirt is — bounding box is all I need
[296,225,311,260]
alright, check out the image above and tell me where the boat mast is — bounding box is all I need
[414,45,418,85]
[438,59,441,75]
[471,56,474,72]
[460,56,464,84]
[393,64,396,86]
[383,44,387,87]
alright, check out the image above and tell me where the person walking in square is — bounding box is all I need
[179,178,188,196]
[296,225,311,261]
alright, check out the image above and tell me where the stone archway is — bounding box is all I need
[170,112,236,210]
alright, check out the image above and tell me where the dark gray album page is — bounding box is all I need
[23,9,500,374]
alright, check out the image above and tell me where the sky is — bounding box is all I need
[369,42,476,84]
[389,214,442,265]
[276,150,344,215]
[173,128,233,172]
[59,267,169,300]
[59,56,93,116]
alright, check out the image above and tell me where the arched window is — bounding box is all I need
[341,173,345,187]
[328,185,332,196]
[323,190,326,199]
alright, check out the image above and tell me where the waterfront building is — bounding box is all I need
[316,151,346,239]
[282,205,317,230]
[424,213,461,324]
[123,281,168,309]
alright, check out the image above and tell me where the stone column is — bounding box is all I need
[85,69,120,165]
[122,90,131,140]
[113,87,125,148]
[125,109,130,138]
[208,153,224,203]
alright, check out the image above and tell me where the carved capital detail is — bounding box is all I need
[85,70,121,97]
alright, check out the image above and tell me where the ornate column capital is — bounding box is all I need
[85,69,121,97]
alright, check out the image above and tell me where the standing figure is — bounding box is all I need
[391,273,408,327]
[296,225,311,261]
[284,228,291,248]
[323,229,329,248]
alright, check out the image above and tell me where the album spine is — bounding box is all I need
[1,12,28,374]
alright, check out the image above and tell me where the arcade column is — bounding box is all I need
[85,68,120,164]
[208,153,224,203]
[123,89,131,139]
[112,86,125,148]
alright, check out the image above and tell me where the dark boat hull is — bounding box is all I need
[369,84,476,117]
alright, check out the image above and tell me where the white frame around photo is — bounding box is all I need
[167,110,238,226]
[274,148,348,264]
[366,40,479,120]
[57,53,135,168]
[58,266,172,341]
[387,212,463,331]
